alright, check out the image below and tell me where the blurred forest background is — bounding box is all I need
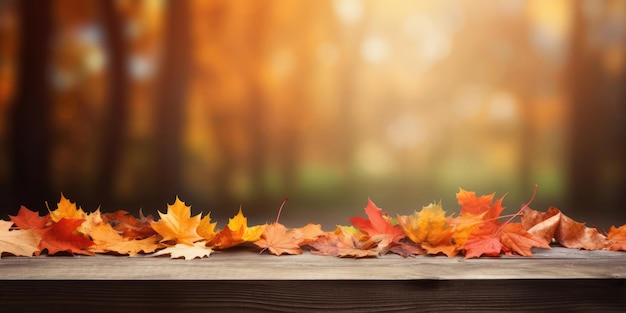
[0,0,624,227]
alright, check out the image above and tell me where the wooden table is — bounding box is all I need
[1,247,625,312]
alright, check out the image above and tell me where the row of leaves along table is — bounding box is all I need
[1,246,625,312]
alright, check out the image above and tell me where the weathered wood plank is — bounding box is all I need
[1,247,625,280]
[0,279,624,312]
[1,247,625,312]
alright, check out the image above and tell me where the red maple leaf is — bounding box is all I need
[10,206,49,230]
[348,198,404,242]
[463,235,502,258]
[37,218,94,256]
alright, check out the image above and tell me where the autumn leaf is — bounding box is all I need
[457,188,505,237]
[212,208,266,249]
[290,222,325,245]
[521,208,561,246]
[463,235,502,258]
[255,222,303,255]
[212,224,244,249]
[554,209,608,250]
[499,223,550,257]
[308,226,379,258]
[77,209,105,237]
[448,212,486,250]
[606,225,626,251]
[37,218,94,256]
[457,188,504,221]
[397,202,451,246]
[197,213,218,243]
[0,220,40,258]
[462,187,541,258]
[419,212,485,257]
[10,206,49,230]
[421,241,457,257]
[348,198,405,243]
[49,193,87,223]
[522,207,609,250]
[151,241,213,260]
[389,239,425,257]
[102,210,157,239]
[150,197,203,245]
[89,222,161,256]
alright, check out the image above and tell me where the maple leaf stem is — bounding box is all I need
[494,184,538,236]
[275,197,289,224]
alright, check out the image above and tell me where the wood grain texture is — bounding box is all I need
[1,247,625,312]
[0,280,624,312]
[1,247,625,280]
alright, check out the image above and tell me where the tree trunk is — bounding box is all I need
[96,0,129,207]
[9,0,54,213]
[245,2,271,210]
[153,0,192,204]
[566,1,626,223]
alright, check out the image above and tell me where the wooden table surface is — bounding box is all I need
[1,247,625,312]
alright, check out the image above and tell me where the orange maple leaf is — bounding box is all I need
[10,206,49,230]
[420,212,486,257]
[397,202,451,246]
[290,222,325,245]
[89,222,161,256]
[49,193,87,223]
[254,222,303,255]
[448,212,485,249]
[211,208,266,249]
[499,223,550,257]
[150,197,203,245]
[606,225,626,251]
[462,187,544,258]
[457,188,505,237]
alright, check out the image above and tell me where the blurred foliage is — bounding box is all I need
[0,0,624,227]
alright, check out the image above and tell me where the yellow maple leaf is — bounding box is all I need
[334,225,366,239]
[197,213,217,243]
[49,193,87,223]
[150,197,203,245]
[397,202,451,246]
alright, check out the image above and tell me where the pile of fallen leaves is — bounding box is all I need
[1,188,625,260]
